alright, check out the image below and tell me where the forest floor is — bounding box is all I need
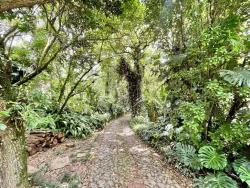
[28,115,192,188]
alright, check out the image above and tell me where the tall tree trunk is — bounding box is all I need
[0,46,29,187]
[0,116,29,188]
[128,76,142,116]
[118,57,142,117]
[105,71,110,96]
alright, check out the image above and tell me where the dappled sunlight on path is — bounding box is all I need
[82,115,192,188]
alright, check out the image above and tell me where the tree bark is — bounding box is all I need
[0,103,29,188]
[226,91,245,123]
[0,34,29,188]
[0,0,53,12]
[128,75,142,116]
[118,58,142,116]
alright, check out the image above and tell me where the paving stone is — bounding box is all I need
[76,152,86,158]
[28,165,39,175]
[66,143,75,148]
[50,156,70,170]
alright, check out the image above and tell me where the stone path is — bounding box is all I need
[28,115,192,188]
[82,115,191,188]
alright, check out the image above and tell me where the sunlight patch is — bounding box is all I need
[117,127,134,136]
[129,145,150,155]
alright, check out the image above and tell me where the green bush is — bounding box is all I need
[56,111,111,138]
[30,172,60,188]
[21,105,56,130]
[131,115,249,187]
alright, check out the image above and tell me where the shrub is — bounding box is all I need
[56,111,110,138]
[30,172,60,188]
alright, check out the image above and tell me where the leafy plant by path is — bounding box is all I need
[30,172,60,188]
[197,173,237,188]
[198,146,227,170]
[175,143,202,170]
[233,158,250,186]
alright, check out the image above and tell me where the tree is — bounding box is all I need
[103,0,155,116]
[154,0,250,147]
[0,3,69,187]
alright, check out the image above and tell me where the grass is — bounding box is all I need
[60,171,81,188]
[30,171,60,188]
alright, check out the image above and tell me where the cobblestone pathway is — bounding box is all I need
[82,115,192,188]
[29,115,192,188]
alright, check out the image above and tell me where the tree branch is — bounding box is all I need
[0,25,18,49]
[14,45,62,86]
[0,0,54,12]
[58,65,95,114]
[71,78,96,97]
[57,60,73,103]
[37,36,57,65]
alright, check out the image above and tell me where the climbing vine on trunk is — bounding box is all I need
[118,57,142,116]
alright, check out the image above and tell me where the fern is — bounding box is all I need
[175,143,202,170]
[220,69,250,87]
[198,146,227,170]
[203,173,238,188]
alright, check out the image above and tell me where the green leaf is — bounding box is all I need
[220,69,250,87]
[0,110,10,118]
[198,146,227,170]
[203,173,238,188]
[175,143,202,170]
[233,158,248,172]
[238,164,250,186]
[0,123,7,130]
[234,159,250,186]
